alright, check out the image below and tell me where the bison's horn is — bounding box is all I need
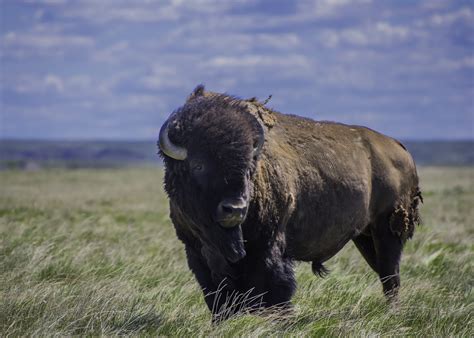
[252,118,265,157]
[158,118,187,160]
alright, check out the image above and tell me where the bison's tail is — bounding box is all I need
[389,186,423,241]
[312,261,330,278]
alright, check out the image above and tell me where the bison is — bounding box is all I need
[158,85,422,320]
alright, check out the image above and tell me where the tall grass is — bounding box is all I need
[1,167,473,335]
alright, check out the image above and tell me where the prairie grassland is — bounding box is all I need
[0,167,473,336]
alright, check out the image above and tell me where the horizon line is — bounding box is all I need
[1,137,473,143]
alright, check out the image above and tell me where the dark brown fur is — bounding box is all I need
[159,86,422,320]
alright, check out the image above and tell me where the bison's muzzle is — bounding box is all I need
[215,197,248,228]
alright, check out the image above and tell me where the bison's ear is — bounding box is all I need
[187,84,205,101]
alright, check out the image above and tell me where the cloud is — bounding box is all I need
[435,57,474,71]
[8,74,62,94]
[60,0,251,24]
[139,63,185,90]
[203,54,311,69]
[66,5,179,23]
[429,7,473,26]
[296,0,372,19]
[318,21,414,47]
[44,74,64,92]
[92,41,130,64]
[2,31,94,52]
[8,73,95,95]
[23,0,68,5]
[68,75,93,90]
[315,65,376,89]
[181,32,301,53]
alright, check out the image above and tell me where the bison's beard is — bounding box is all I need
[200,224,246,284]
[202,224,246,265]
[219,225,246,263]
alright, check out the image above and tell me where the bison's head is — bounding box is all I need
[158,85,265,263]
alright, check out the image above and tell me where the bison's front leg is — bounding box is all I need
[184,244,240,320]
[242,248,296,310]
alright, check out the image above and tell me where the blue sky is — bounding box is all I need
[1,0,473,140]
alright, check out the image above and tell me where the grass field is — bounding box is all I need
[1,167,473,336]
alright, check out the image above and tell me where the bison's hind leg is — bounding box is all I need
[375,188,422,298]
[354,188,422,301]
[353,231,378,273]
[372,211,406,300]
[312,261,330,277]
[353,221,404,300]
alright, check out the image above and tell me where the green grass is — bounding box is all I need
[1,167,473,336]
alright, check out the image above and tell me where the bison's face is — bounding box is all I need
[188,154,251,228]
[159,95,265,263]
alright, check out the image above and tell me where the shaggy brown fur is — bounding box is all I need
[159,85,422,320]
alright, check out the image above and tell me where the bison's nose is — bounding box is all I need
[216,198,248,228]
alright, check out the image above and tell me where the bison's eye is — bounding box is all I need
[253,140,259,150]
[190,160,205,173]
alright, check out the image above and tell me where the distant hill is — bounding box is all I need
[403,140,474,166]
[0,139,472,169]
[0,140,159,169]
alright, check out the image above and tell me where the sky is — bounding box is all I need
[1,0,473,140]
